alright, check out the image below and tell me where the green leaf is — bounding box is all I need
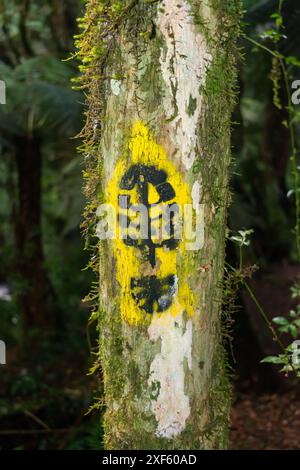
[289,325,298,339]
[261,355,288,365]
[285,56,300,68]
[272,316,289,326]
[291,284,300,299]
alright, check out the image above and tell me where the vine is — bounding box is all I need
[226,0,300,379]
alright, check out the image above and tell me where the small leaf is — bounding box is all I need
[289,309,297,318]
[285,56,300,67]
[289,325,298,339]
[273,316,289,326]
[261,355,288,364]
[270,13,280,19]
[280,364,294,373]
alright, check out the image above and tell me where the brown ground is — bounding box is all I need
[230,390,300,449]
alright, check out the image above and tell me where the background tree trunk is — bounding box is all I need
[14,134,52,333]
[81,0,241,450]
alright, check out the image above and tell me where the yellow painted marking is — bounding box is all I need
[106,121,194,325]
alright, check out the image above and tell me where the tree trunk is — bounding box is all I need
[79,0,241,450]
[14,134,51,333]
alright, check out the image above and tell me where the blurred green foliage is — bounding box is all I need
[0,0,100,450]
[230,0,300,266]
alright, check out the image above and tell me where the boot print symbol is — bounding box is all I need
[119,164,179,313]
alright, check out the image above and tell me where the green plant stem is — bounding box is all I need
[239,245,243,271]
[226,261,286,353]
[279,0,285,16]
[280,58,300,261]
[244,279,298,375]
[232,0,300,377]
[274,0,300,260]
[243,281,286,353]
[243,33,300,261]
[243,34,278,58]
[226,261,298,374]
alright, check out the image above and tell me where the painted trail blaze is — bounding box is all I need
[107,121,195,325]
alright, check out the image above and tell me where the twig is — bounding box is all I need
[23,409,51,431]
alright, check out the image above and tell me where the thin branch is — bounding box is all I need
[23,409,51,431]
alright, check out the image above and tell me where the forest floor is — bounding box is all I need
[229,262,300,449]
[230,389,300,449]
[2,366,300,450]
[2,344,300,449]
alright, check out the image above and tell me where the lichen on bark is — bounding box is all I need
[75,0,242,450]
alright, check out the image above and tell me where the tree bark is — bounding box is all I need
[81,0,241,450]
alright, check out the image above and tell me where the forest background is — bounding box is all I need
[0,0,300,450]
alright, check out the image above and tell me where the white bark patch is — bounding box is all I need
[158,0,212,170]
[148,310,192,439]
[111,79,122,96]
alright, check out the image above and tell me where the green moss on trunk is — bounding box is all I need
[75,0,242,450]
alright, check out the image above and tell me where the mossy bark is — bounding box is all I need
[78,0,241,450]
